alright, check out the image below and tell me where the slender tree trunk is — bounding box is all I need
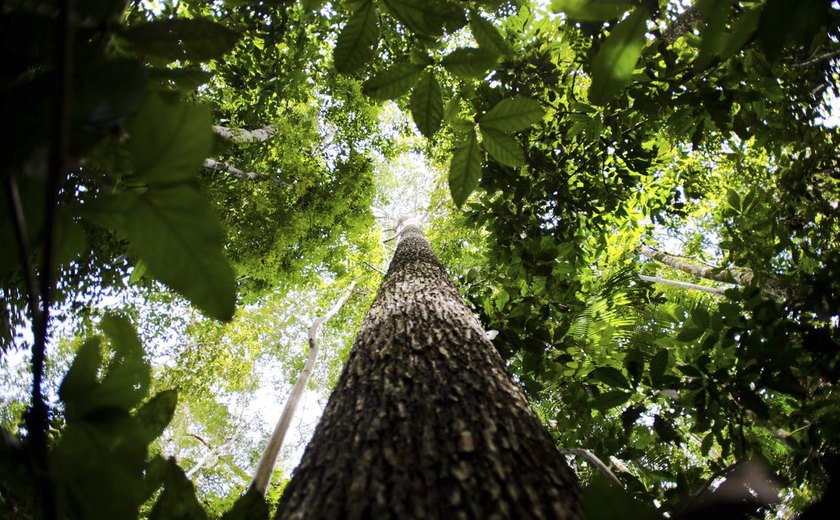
[251,281,357,494]
[275,222,581,519]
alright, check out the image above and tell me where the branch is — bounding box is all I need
[251,280,358,495]
[212,124,277,144]
[561,448,624,487]
[639,274,728,296]
[203,158,267,181]
[794,48,840,68]
[640,246,788,299]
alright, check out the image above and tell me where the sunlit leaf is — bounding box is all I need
[334,2,380,73]
[551,0,637,21]
[479,96,544,133]
[362,63,423,100]
[469,13,513,56]
[588,6,648,105]
[119,18,241,61]
[410,71,443,138]
[480,128,525,167]
[441,47,498,79]
[449,130,481,207]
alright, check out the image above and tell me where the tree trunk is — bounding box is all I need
[275,222,582,519]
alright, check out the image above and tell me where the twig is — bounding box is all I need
[561,448,624,487]
[360,260,386,275]
[2,176,42,333]
[794,48,840,68]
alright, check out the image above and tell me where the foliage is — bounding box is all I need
[2,0,840,517]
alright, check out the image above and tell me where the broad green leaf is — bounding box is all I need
[589,366,630,388]
[469,13,513,56]
[99,314,150,411]
[221,487,269,520]
[649,349,669,385]
[448,130,481,207]
[58,338,103,409]
[653,414,681,443]
[334,2,380,73]
[720,6,762,60]
[480,128,525,167]
[584,474,662,520]
[695,0,732,70]
[677,326,704,342]
[588,6,648,105]
[479,96,544,133]
[118,186,236,321]
[551,0,637,21]
[128,93,213,184]
[149,458,208,520]
[119,18,241,62]
[149,67,213,91]
[441,47,498,79]
[129,259,147,285]
[410,71,443,138]
[136,390,178,443]
[362,63,423,100]
[591,390,633,410]
[384,0,464,37]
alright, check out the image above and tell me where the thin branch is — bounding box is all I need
[561,448,624,487]
[360,260,386,275]
[2,175,42,333]
[794,48,840,68]
[212,124,277,143]
[251,280,358,495]
[662,5,702,46]
[639,274,729,296]
[203,158,268,181]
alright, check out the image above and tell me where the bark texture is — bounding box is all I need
[275,224,581,519]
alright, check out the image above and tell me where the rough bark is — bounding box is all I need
[275,223,581,519]
[252,281,357,495]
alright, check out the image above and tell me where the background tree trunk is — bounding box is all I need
[275,222,581,519]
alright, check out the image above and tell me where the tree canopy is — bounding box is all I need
[1,0,839,518]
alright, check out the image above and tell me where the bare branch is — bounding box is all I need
[794,48,840,68]
[561,448,624,487]
[203,158,267,181]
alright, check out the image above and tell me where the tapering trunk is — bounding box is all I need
[275,223,581,519]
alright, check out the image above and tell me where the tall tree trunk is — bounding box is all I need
[275,221,581,519]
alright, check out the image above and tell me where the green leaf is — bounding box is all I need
[58,338,103,408]
[583,473,662,520]
[441,47,498,79]
[591,390,633,410]
[334,2,380,73]
[149,67,213,91]
[98,314,150,411]
[720,6,762,60]
[129,259,147,285]
[362,63,424,100]
[469,13,513,56]
[589,366,630,388]
[149,458,208,520]
[119,17,241,62]
[588,6,648,105]
[448,130,482,208]
[480,128,525,167]
[221,487,269,520]
[479,96,544,133]
[410,71,443,138]
[382,0,462,37]
[127,92,213,184]
[653,414,681,443]
[117,186,236,321]
[649,349,669,385]
[695,0,732,70]
[551,0,637,21]
[136,390,178,443]
[677,326,704,342]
